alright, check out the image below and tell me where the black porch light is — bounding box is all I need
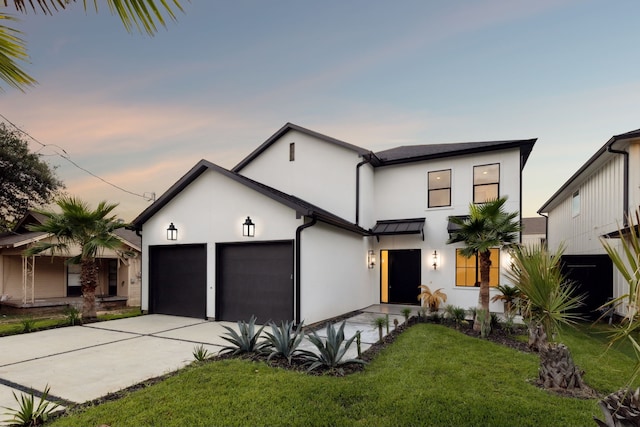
[167,222,178,241]
[242,216,255,237]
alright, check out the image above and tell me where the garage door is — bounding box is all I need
[149,244,207,318]
[561,254,612,319]
[217,241,294,324]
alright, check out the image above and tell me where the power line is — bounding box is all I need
[0,113,155,201]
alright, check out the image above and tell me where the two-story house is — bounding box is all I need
[538,128,640,317]
[132,123,536,324]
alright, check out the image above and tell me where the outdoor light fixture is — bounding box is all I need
[367,250,376,269]
[242,216,255,237]
[432,250,438,270]
[167,223,178,241]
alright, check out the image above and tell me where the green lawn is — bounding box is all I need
[49,322,637,427]
[0,308,142,336]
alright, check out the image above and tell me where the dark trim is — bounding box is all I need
[295,218,317,325]
[233,123,371,172]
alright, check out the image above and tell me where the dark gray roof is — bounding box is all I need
[521,217,546,235]
[375,139,536,167]
[0,231,47,248]
[538,128,640,213]
[113,228,142,249]
[132,159,370,236]
[233,123,372,172]
[372,218,425,236]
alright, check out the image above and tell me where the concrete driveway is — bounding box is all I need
[0,304,413,418]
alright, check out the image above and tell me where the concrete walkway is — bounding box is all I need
[0,304,416,420]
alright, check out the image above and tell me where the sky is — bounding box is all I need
[3,0,640,221]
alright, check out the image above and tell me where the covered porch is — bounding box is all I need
[0,295,128,316]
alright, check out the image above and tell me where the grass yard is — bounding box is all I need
[49,322,637,427]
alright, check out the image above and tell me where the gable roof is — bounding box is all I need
[521,217,546,235]
[538,128,640,214]
[374,139,537,167]
[132,159,370,236]
[232,123,373,172]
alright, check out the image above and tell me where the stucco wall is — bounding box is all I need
[238,129,363,223]
[299,222,375,324]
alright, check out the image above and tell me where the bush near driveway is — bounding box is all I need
[48,323,627,427]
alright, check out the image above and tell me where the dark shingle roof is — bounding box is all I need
[521,217,546,235]
[375,139,536,167]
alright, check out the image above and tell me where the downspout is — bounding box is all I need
[538,212,548,249]
[295,216,317,325]
[355,154,373,226]
[608,143,629,226]
[519,152,524,243]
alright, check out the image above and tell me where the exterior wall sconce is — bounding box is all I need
[242,216,255,237]
[167,223,178,241]
[432,250,438,270]
[368,250,376,269]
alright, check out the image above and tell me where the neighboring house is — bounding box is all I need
[0,211,142,312]
[521,217,547,247]
[538,128,640,317]
[132,123,536,324]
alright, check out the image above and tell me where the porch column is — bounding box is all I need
[22,255,35,304]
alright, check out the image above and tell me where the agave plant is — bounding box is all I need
[192,344,211,362]
[218,315,266,356]
[444,304,467,329]
[262,320,305,364]
[298,321,366,373]
[2,384,58,427]
[417,284,447,312]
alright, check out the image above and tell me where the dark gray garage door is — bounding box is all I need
[561,254,612,320]
[149,244,207,318]
[217,241,294,324]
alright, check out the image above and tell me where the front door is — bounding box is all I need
[382,249,421,304]
[108,259,118,296]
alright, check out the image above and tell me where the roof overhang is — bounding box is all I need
[372,218,425,241]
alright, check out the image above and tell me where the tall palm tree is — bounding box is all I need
[1,0,184,91]
[447,196,521,330]
[24,196,127,320]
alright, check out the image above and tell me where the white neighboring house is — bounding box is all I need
[132,123,536,324]
[538,128,640,317]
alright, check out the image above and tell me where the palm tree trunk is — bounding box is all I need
[473,250,492,331]
[80,259,99,321]
[538,342,589,392]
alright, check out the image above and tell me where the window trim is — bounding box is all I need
[572,190,580,217]
[473,163,500,204]
[289,142,295,162]
[427,169,452,208]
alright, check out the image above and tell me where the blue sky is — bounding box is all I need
[3,0,640,220]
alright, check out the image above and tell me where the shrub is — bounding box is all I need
[445,305,467,329]
[371,316,388,341]
[193,344,211,362]
[417,285,447,312]
[63,306,82,326]
[20,318,36,333]
[219,315,266,356]
[2,384,57,427]
[401,307,412,323]
[298,321,366,373]
[262,320,304,364]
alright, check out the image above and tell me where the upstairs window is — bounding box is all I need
[428,169,451,208]
[572,190,580,217]
[474,163,500,203]
[289,143,295,161]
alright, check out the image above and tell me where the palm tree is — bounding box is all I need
[1,0,184,91]
[505,244,589,394]
[447,196,520,331]
[24,197,127,320]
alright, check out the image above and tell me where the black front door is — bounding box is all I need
[387,249,421,304]
[108,259,118,296]
[560,255,612,319]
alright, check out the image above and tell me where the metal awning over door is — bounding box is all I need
[372,218,425,241]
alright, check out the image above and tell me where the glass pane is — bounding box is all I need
[429,189,450,207]
[474,164,499,185]
[474,184,498,203]
[428,170,450,189]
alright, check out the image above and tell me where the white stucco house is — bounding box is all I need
[538,128,640,317]
[132,123,536,324]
